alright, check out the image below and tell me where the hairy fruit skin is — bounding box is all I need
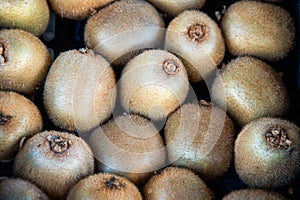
[222,189,287,200]
[13,131,95,200]
[234,118,300,189]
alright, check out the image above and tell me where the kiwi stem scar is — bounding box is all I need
[265,127,292,149]
[47,135,70,153]
[104,176,126,190]
[0,38,9,64]
[163,59,179,75]
[0,113,12,125]
[187,22,208,43]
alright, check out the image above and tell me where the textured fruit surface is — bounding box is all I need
[222,188,287,200]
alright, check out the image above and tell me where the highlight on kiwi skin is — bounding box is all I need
[13,131,95,200]
[0,29,52,96]
[222,189,287,200]
[164,10,225,82]
[234,118,300,189]
[66,173,143,200]
[146,0,206,16]
[84,0,165,67]
[143,167,214,200]
[48,0,116,20]
[89,114,167,186]
[164,101,235,181]
[0,177,50,200]
[221,0,295,62]
[43,48,116,133]
[0,0,50,36]
[0,91,43,162]
[211,56,289,127]
[119,49,189,121]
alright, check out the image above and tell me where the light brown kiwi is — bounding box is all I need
[221,0,295,62]
[0,177,49,200]
[164,10,225,82]
[143,167,214,200]
[13,131,95,200]
[67,173,142,200]
[89,114,167,186]
[0,29,52,96]
[0,91,43,162]
[0,0,50,36]
[43,48,116,133]
[146,0,206,16]
[48,0,116,20]
[222,189,287,200]
[119,49,189,121]
[234,117,300,188]
[211,56,289,127]
[84,0,165,67]
[164,101,235,181]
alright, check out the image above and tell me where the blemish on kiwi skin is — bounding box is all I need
[0,113,12,125]
[0,38,9,64]
[265,127,292,149]
[187,22,208,43]
[163,59,180,75]
[46,135,70,154]
[104,176,126,190]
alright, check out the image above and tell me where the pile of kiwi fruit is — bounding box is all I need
[0,0,299,199]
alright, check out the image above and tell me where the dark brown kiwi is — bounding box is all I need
[211,56,289,127]
[0,91,43,162]
[43,48,116,133]
[222,189,287,200]
[67,173,142,200]
[234,118,300,188]
[221,0,295,62]
[119,49,189,121]
[13,131,95,200]
[48,0,116,20]
[0,0,50,36]
[143,167,214,200]
[84,0,165,67]
[0,29,52,96]
[164,10,225,82]
[89,114,167,186]
[164,101,235,180]
[0,177,49,200]
[146,0,206,16]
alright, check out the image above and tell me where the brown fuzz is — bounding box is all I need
[0,113,12,125]
[187,22,207,43]
[47,135,70,154]
[265,127,292,149]
[104,176,126,190]
[163,59,179,75]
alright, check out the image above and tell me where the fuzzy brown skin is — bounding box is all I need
[89,114,167,185]
[13,131,95,200]
[43,49,116,132]
[234,118,300,188]
[165,10,225,82]
[67,173,142,200]
[143,167,214,200]
[164,101,235,181]
[221,0,295,62]
[119,49,189,121]
[0,91,43,161]
[222,188,287,200]
[146,0,206,16]
[211,56,288,127]
[48,0,116,20]
[0,29,52,96]
[0,177,49,200]
[0,0,49,36]
[84,0,165,67]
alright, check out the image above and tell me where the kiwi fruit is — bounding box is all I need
[84,0,165,67]
[48,0,116,20]
[119,49,189,121]
[0,91,43,162]
[13,131,95,200]
[0,177,49,200]
[164,10,225,82]
[43,48,116,133]
[89,114,167,185]
[221,0,295,62]
[0,0,50,36]
[234,117,300,188]
[146,0,206,16]
[67,173,142,200]
[143,167,214,200]
[222,188,287,200]
[0,29,52,96]
[164,101,235,180]
[211,56,289,127]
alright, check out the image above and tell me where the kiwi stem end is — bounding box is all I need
[0,38,9,64]
[265,127,292,149]
[0,113,12,125]
[104,176,126,190]
[163,59,180,75]
[187,22,208,43]
[47,135,70,154]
